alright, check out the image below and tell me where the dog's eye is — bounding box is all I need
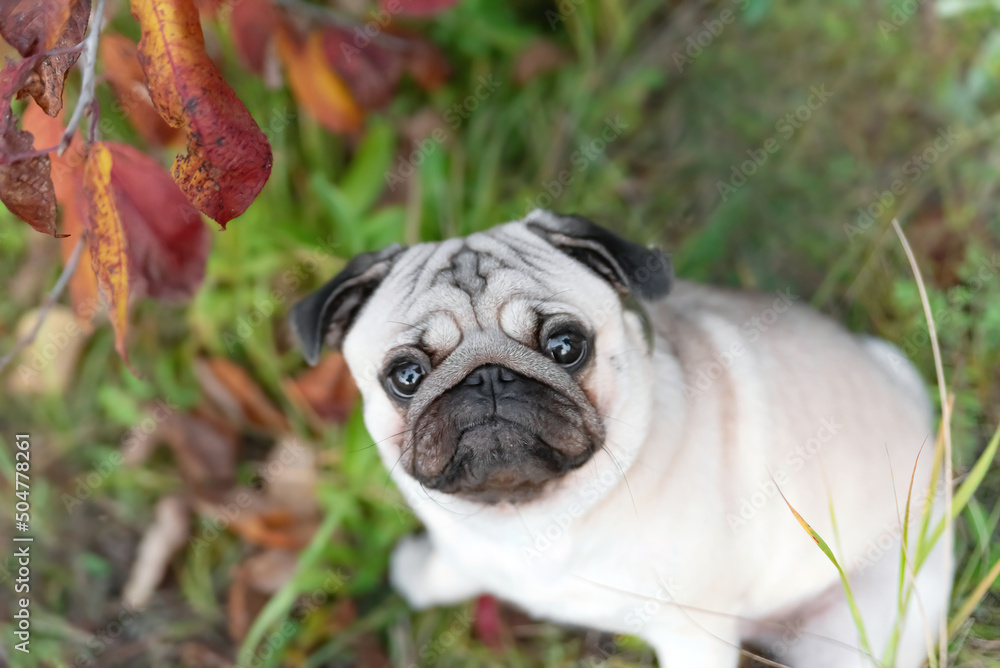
[389,361,426,398]
[544,330,587,368]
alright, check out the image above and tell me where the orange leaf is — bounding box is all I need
[99,33,183,147]
[195,357,289,432]
[276,27,364,135]
[283,352,358,425]
[15,0,91,116]
[83,142,130,364]
[130,0,272,226]
[22,100,100,325]
[59,180,100,326]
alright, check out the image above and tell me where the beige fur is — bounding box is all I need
[336,211,950,667]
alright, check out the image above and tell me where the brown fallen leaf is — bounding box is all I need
[82,141,131,364]
[907,203,966,288]
[5,305,88,395]
[122,495,190,610]
[193,437,320,551]
[226,549,296,642]
[17,0,91,116]
[354,632,391,668]
[395,32,450,91]
[276,26,364,135]
[261,437,318,521]
[227,560,260,643]
[131,0,272,226]
[178,643,234,668]
[214,496,314,550]
[195,358,289,432]
[282,351,358,426]
[160,409,239,500]
[242,548,298,594]
[513,39,570,85]
[100,33,183,147]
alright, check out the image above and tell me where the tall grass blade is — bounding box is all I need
[774,479,874,659]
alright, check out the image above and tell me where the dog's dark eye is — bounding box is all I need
[389,361,426,398]
[544,330,587,368]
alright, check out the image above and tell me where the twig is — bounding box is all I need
[59,0,107,155]
[0,238,86,374]
[0,0,106,165]
[891,218,953,668]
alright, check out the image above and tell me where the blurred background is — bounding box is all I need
[1,0,999,665]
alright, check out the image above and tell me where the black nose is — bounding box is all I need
[461,365,519,396]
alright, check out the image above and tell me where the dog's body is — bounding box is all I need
[291,211,950,667]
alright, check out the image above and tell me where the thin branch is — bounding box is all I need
[0,0,105,166]
[59,0,108,155]
[891,218,953,668]
[0,238,86,374]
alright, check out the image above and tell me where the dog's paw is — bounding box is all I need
[390,534,482,608]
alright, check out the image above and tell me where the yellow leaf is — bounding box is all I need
[83,142,130,365]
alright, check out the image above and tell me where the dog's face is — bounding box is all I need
[290,211,672,504]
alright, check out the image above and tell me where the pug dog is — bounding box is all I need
[290,210,950,667]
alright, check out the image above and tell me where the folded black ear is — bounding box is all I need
[524,210,673,300]
[289,244,406,366]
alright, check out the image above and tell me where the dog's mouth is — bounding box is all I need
[428,419,593,504]
[405,365,600,504]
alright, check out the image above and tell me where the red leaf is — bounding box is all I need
[228,0,278,75]
[0,56,37,103]
[378,26,450,91]
[321,26,404,110]
[381,0,459,18]
[103,142,211,300]
[0,0,73,56]
[474,594,503,650]
[282,352,359,425]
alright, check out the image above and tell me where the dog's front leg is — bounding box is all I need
[644,618,743,668]
[390,534,484,608]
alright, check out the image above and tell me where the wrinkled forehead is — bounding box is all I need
[347,222,616,364]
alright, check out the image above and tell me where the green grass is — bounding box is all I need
[2,0,1000,666]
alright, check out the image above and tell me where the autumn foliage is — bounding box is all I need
[0,0,457,366]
